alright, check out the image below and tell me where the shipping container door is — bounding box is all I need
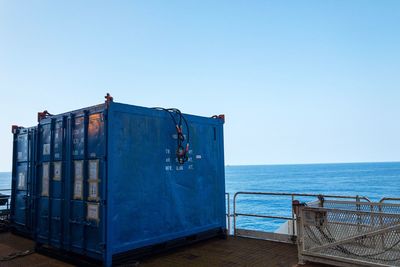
[50,119,65,246]
[86,112,105,258]
[69,112,105,259]
[69,115,85,253]
[11,127,36,234]
[37,118,66,247]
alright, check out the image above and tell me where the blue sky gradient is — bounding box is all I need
[1,1,399,170]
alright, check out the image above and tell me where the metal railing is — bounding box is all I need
[0,189,11,208]
[229,191,371,242]
[0,189,11,223]
[3,186,398,245]
[296,200,400,266]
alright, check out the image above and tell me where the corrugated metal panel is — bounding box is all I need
[107,103,226,260]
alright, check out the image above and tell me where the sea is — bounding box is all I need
[225,162,400,232]
[1,162,400,232]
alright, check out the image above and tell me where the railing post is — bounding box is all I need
[291,194,295,237]
[233,193,237,236]
[297,206,305,265]
[356,195,362,233]
[378,201,385,249]
[226,193,230,236]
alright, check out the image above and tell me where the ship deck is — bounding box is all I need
[0,232,330,267]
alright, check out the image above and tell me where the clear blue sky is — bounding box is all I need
[1,1,399,171]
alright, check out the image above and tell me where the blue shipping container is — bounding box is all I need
[13,98,226,266]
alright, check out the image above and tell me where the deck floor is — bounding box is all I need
[0,232,330,267]
[0,232,72,267]
[140,236,329,267]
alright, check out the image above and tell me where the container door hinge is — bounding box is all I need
[101,200,107,206]
[100,243,106,251]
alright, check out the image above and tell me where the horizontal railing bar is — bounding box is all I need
[234,191,370,201]
[379,197,400,203]
[302,251,392,267]
[325,220,383,228]
[303,207,400,217]
[235,212,294,221]
[322,200,400,207]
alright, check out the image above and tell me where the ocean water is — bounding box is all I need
[1,162,400,232]
[0,172,11,195]
[226,162,400,232]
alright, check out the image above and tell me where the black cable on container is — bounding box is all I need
[153,107,190,164]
